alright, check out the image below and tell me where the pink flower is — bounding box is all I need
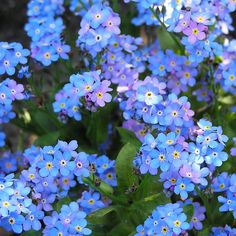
[183,21,208,44]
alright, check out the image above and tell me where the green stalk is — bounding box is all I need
[82,175,128,205]
[78,0,88,10]
[195,186,213,225]
[150,7,185,54]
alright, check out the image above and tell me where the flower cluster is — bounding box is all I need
[77,4,121,56]
[53,70,112,121]
[0,151,25,175]
[211,172,236,219]
[0,42,30,77]
[135,203,189,235]
[101,34,144,87]
[88,153,117,187]
[119,76,194,132]
[43,201,91,235]
[25,0,70,66]
[133,118,228,200]
[210,225,236,236]
[215,40,236,94]
[0,140,117,234]
[124,0,236,96]
[148,45,199,91]
[0,78,25,124]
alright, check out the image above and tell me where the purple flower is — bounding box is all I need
[91,80,112,107]
[183,21,207,44]
[174,11,191,32]
[189,202,206,230]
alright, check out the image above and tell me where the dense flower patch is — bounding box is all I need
[0,0,235,235]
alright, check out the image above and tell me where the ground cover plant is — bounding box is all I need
[0,0,236,235]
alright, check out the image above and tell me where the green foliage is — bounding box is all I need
[117,127,142,148]
[22,231,41,236]
[183,204,194,222]
[87,192,170,235]
[116,143,139,193]
[54,196,71,212]
[197,227,210,236]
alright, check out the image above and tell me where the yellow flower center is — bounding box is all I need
[159,65,165,71]
[192,28,199,35]
[28,174,35,180]
[60,103,65,108]
[173,151,180,159]
[8,218,15,225]
[167,140,173,145]
[106,173,113,179]
[174,220,181,227]
[88,199,95,204]
[85,85,91,91]
[180,183,186,189]
[44,52,51,59]
[96,92,103,99]
[2,201,10,207]
[184,72,190,78]
[146,92,153,98]
[170,178,176,184]
[75,225,82,232]
[46,162,53,170]
[220,183,225,189]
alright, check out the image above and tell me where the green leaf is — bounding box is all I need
[117,127,142,149]
[183,204,194,222]
[116,143,139,192]
[34,131,60,146]
[197,227,210,236]
[54,196,71,212]
[88,206,117,224]
[86,103,116,147]
[131,192,170,218]
[133,174,162,200]
[31,109,60,134]
[22,230,41,236]
[108,222,134,236]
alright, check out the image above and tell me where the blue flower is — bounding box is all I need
[164,103,184,126]
[74,152,90,177]
[205,144,228,166]
[79,191,105,214]
[54,150,75,176]
[218,192,236,214]
[166,212,189,235]
[157,132,177,149]
[38,155,58,177]
[70,218,92,235]
[211,172,230,192]
[137,83,162,105]
[174,177,194,200]
[1,212,25,234]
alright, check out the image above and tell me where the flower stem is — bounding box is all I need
[150,7,185,54]
[82,175,128,205]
